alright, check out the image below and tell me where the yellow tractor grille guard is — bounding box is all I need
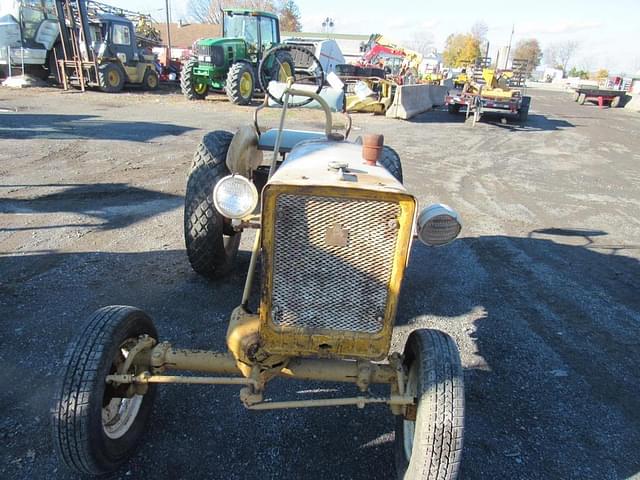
[259,184,416,360]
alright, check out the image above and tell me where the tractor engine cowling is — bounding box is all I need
[258,140,416,361]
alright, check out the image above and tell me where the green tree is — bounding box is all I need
[443,33,481,67]
[279,0,302,32]
[513,38,542,73]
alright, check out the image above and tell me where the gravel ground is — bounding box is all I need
[1,85,639,480]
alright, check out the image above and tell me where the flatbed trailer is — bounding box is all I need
[572,87,626,108]
[445,90,531,125]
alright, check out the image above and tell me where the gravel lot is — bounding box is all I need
[1,85,639,480]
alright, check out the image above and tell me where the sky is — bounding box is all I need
[109,0,639,74]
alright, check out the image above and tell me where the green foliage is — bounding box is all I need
[443,33,481,67]
[568,67,589,79]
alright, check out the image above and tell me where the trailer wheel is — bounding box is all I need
[572,91,580,101]
[394,329,465,480]
[577,93,587,105]
[226,62,254,105]
[184,130,241,278]
[181,58,208,100]
[98,63,125,93]
[142,69,159,91]
[610,96,621,108]
[51,306,157,475]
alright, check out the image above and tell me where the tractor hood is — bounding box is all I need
[266,139,408,194]
[196,36,245,47]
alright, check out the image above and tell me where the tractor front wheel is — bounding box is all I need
[142,68,159,91]
[394,329,465,480]
[51,306,158,475]
[184,130,241,278]
[98,63,125,93]
[181,58,208,100]
[226,62,254,105]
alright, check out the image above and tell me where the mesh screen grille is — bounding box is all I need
[271,194,401,333]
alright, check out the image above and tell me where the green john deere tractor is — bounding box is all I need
[181,9,292,105]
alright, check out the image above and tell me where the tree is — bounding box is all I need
[513,38,542,73]
[568,66,588,79]
[470,20,488,58]
[545,40,579,73]
[279,0,301,32]
[595,68,609,81]
[188,0,277,24]
[443,33,481,67]
[404,31,435,56]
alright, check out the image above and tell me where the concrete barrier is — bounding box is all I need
[386,84,448,120]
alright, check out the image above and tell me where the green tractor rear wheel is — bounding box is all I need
[181,58,209,100]
[226,62,254,105]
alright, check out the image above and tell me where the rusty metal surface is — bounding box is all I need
[271,194,401,333]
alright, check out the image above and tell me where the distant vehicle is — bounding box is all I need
[0,0,59,79]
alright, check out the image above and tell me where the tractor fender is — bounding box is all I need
[226,125,263,177]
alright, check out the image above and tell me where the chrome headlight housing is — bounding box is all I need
[417,203,462,246]
[213,174,258,219]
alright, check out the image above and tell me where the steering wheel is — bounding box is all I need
[258,44,325,107]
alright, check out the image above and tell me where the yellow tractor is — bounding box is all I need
[51,46,466,479]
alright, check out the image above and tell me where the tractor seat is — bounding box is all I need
[257,129,327,154]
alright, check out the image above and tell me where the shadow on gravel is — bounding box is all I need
[0,113,194,141]
[0,183,182,231]
[409,109,575,132]
[397,233,640,480]
[1,232,639,479]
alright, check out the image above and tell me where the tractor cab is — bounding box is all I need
[89,15,138,64]
[222,9,280,62]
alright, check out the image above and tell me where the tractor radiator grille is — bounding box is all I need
[195,45,224,66]
[270,194,401,333]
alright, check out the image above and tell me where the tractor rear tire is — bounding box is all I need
[142,68,159,91]
[184,130,241,279]
[51,306,158,475]
[181,58,208,100]
[98,63,125,93]
[394,329,465,480]
[270,51,294,84]
[226,62,254,105]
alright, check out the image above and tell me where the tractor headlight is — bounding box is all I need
[213,174,258,219]
[198,55,205,62]
[204,55,212,63]
[417,203,462,246]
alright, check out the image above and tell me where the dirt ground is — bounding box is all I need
[1,85,639,480]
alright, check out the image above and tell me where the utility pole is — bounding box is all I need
[165,0,172,61]
[505,23,514,69]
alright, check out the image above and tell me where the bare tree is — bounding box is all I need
[404,31,435,56]
[187,0,277,24]
[556,40,579,72]
[470,20,488,41]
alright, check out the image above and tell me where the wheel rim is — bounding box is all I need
[102,338,144,439]
[148,73,158,88]
[108,69,120,87]
[194,82,207,95]
[403,361,419,462]
[277,62,292,82]
[240,71,252,98]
